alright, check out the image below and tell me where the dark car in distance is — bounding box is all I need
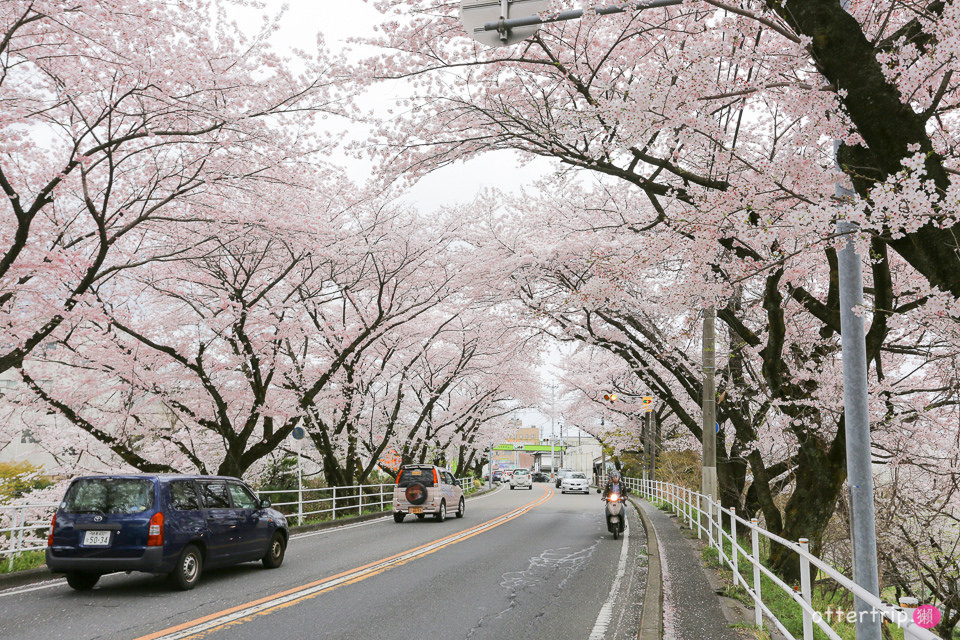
[46,474,288,591]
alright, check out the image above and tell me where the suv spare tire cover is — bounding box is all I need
[405,483,428,505]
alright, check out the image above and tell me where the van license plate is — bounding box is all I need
[409,507,423,514]
[83,530,112,546]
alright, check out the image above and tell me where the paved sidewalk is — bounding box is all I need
[638,499,740,640]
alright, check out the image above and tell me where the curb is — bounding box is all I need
[683,530,789,640]
[0,484,502,591]
[0,566,58,589]
[648,501,788,640]
[632,497,663,640]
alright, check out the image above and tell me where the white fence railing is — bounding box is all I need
[621,477,941,640]
[259,483,396,525]
[260,476,482,525]
[0,502,59,571]
[1,477,484,569]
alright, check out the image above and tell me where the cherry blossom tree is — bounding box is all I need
[354,0,960,299]
[8,186,542,483]
[0,0,347,374]
[452,176,959,582]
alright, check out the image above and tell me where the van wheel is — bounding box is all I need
[262,532,286,569]
[456,497,465,518]
[394,512,405,523]
[436,500,446,522]
[170,544,203,590]
[66,572,100,591]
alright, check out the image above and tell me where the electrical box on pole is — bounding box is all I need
[461,0,549,47]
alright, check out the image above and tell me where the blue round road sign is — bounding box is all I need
[292,426,306,440]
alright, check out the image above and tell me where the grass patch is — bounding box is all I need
[0,549,45,574]
[728,621,773,640]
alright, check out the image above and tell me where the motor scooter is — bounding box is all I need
[604,493,625,539]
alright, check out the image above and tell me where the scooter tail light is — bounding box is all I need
[147,512,164,546]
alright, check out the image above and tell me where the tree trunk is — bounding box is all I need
[767,432,847,584]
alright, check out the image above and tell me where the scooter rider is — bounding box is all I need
[602,469,628,535]
[602,470,628,500]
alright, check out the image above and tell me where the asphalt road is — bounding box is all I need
[0,484,647,640]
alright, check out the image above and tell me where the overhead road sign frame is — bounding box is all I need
[475,0,683,41]
[492,443,566,452]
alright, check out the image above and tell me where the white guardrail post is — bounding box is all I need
[696,491,703,539]
[799,538,813,640]
[730,507,738,580]
[716,500,723,555]
[332,486,337,520]
[7,508,22,571]
[706,497,714,548]
[751,518,763,628]
[297,486,303,526]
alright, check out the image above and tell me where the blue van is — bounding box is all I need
[46,474,288,591]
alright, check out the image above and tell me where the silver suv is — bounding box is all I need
[509,468,532,490]
[393,465,465,523]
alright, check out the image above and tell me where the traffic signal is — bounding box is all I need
[603,393,617,402]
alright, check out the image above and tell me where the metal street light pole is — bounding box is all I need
[836,196,882,640]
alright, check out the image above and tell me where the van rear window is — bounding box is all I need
[396,468,435,488]
[62,478,155,514]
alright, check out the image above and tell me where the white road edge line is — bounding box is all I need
[588,515,631,640]
[0,578,66,598]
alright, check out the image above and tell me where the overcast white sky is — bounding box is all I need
[229,0,556,213]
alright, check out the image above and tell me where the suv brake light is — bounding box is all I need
[47,514,56,546]
[433,468,439,485]
[147,512,164,546]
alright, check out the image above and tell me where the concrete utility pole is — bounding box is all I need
[701,306,718,503]
[487,442,493,490]
[645,410,656,481]
[559,421,564,468]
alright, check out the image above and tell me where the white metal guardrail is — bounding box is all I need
[1,477,483,569]
[0,502,59,571]
[260,476,482,526]
[258,483,396,526]
[619,477,941,640]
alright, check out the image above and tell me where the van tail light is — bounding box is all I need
[147,512,164,546]
[433,469,439,485]
[47,514,56,546]
[396,472,401,486]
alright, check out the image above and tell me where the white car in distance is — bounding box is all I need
[560,472,590,494]
[509,468,533,490]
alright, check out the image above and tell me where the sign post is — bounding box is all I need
[292,426,306,525]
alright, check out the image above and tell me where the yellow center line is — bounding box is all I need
[134,488,554,640]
